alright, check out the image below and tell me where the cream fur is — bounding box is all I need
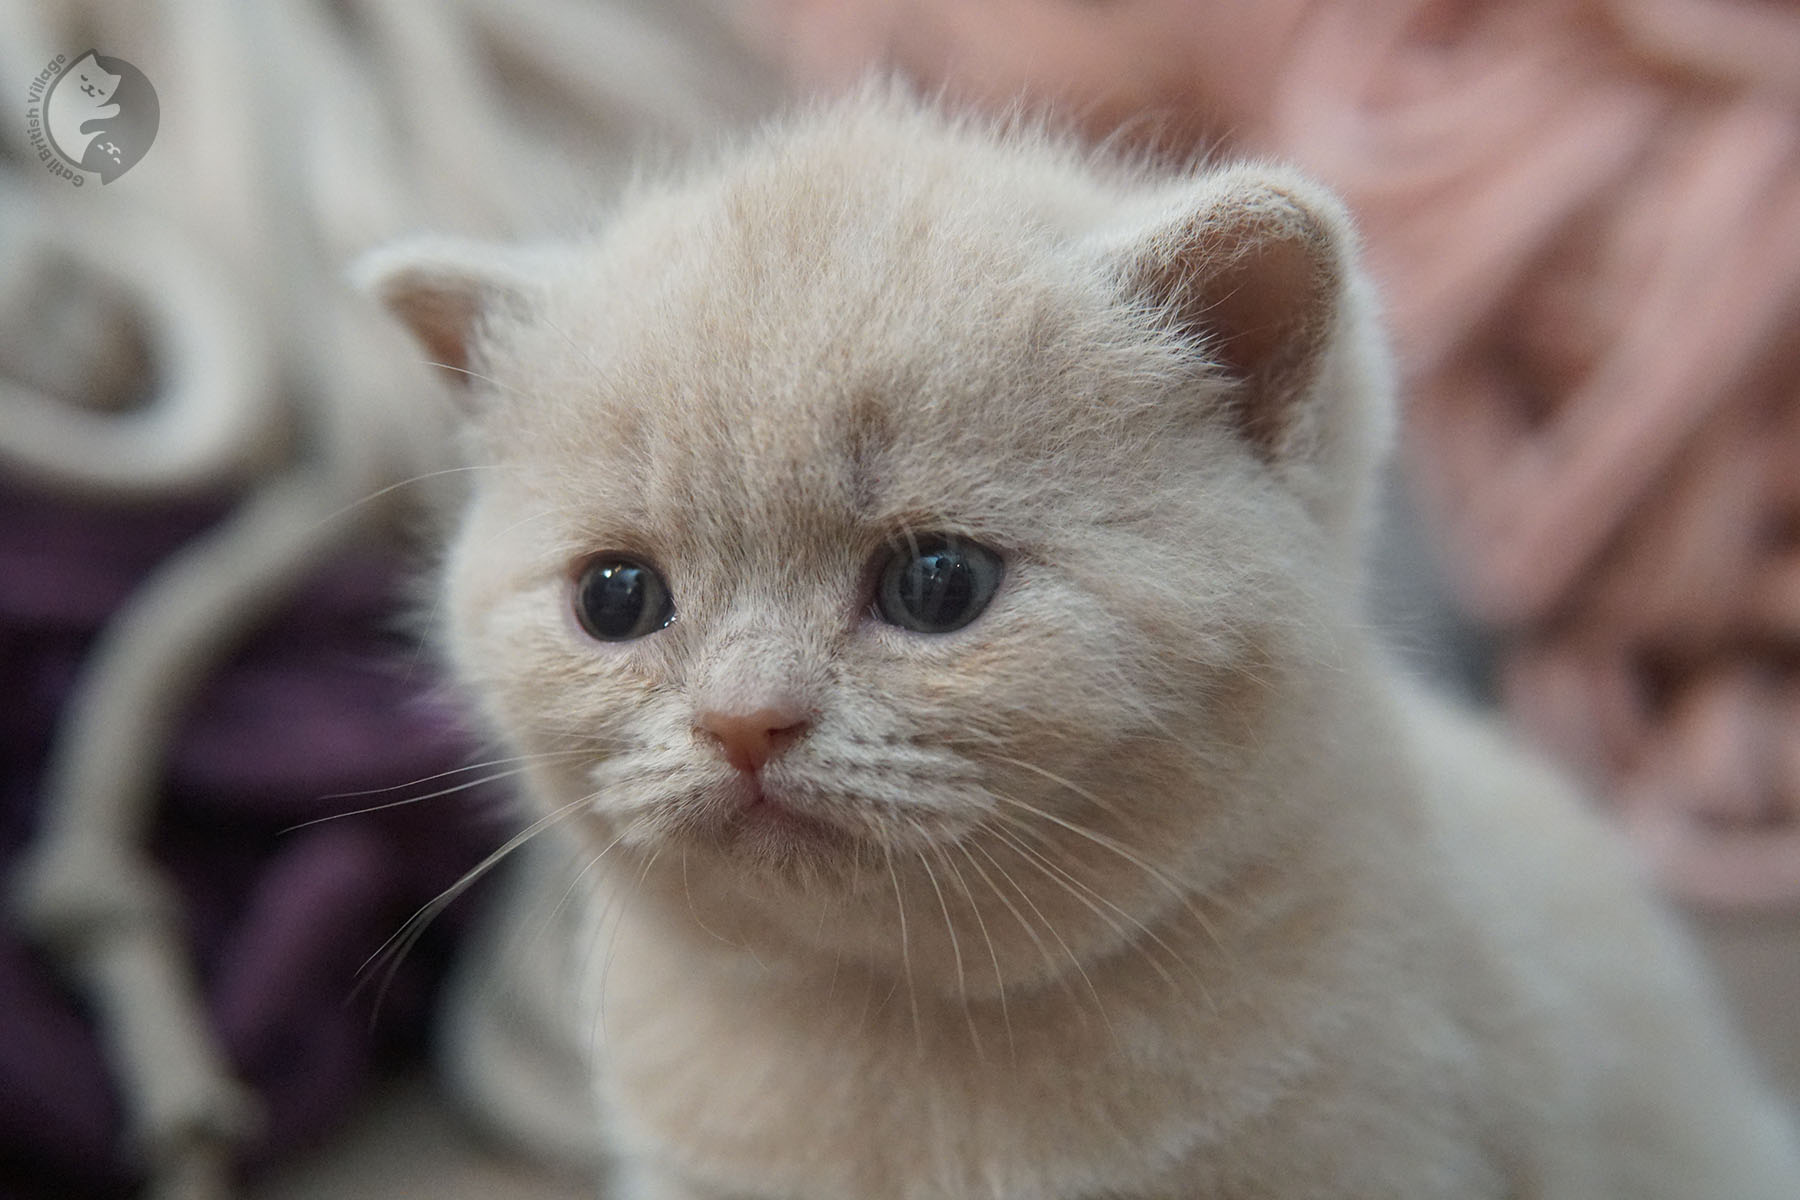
[365,89,1800,1199]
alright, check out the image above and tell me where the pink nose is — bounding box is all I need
[696,706,810,774]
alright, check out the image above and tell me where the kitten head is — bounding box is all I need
[360,91,1393,995]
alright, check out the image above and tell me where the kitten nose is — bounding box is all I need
[696,705,810,774]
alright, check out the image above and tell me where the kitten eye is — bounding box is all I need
[573,557,675,641]
[875,536,1003,634]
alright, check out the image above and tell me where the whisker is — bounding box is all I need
[854,954,886,1041]
[985,753,1144,830]
[353,793,591,1018]
[680,847,738,946]
[311,751,585,803]
[989,813,1205,1006]
[423,360,533,400]
[936,844,1013,1063]
[286,763,542,832]
[953,841,1065,1005]
[916,846,983,1063]
[316,461,520,530]
[883,840,924,1056]
[589,817,659,1047]
[967,837,1116,1045]
[987,822,1186,999]
[579,851,634,1063]
[829,839,872,1009]
[535,824,633,943]
[986,785,1231,963]
[489,505,570,542]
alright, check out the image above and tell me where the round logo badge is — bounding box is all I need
[37,49,159,185]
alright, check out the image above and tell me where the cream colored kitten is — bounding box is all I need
[361,89,1800,1199]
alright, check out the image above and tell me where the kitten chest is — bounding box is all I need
[593,909,1249,1200]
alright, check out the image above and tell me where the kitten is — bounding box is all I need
[360,88,1800,1199]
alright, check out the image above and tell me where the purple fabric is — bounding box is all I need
[0,480,508,1198]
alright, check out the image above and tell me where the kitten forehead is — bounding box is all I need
[481,96,1194,539]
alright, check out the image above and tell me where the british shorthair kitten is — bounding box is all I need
[360,89,1800,1199]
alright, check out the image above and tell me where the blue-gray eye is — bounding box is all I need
[875,536,1003,634]
[574,557,674,641]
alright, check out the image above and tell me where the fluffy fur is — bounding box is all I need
[362,89,1800,1199]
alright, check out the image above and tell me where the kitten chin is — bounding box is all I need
[363,84,1800,1200]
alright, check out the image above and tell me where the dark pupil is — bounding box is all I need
[900,548,976,626]
[581,563,651,638]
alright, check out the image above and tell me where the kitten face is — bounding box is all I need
[369,94,1383,995]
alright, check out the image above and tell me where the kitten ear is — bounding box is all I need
[351,237,541,391]
[1111,169,1349,455]
[1103,167,1393,541]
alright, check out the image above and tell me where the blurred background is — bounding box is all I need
[1,2,1796,1198]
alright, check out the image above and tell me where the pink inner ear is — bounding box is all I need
[1142,203,1337,457]
[380,274,485,377]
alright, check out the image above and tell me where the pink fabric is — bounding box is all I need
[1273,1,1800,909]
[738,0,1800,907]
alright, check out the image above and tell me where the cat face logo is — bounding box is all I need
[31,50,158,185]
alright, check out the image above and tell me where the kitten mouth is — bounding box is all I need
[717,777,851,856]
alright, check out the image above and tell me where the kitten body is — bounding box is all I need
[363,91,1800,1199]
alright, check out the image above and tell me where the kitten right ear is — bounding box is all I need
[1096,166,1394,546]
[351,237,541,390]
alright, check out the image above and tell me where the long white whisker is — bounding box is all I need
[312,750,589,803]
[588,818,658,1050]
[883,840,924,1056]
[968,837,1115,1044]
[423,361,533,400]
[986,753,1143,829]
[680,847,737,946]
[916,847,983,1063]
[987,822,1184,998]
[535,824,633,943]
[316,461,520,530]
[989,812,1202,1005]
[354,794,591,1016]
[985,783,1230,962]
[286,764,537,832]
[937,844,1013,1063]
[954,840,1065,1005]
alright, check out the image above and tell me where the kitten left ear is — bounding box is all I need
[351,237,542,389]
[1101,167,1393,541]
